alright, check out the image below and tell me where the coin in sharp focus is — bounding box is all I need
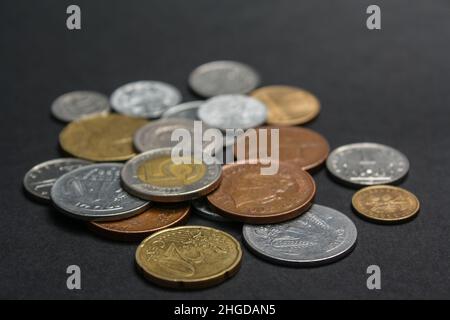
[250,85,320,125]
[191,197,231,222]
[188,60,260,97]
[136,226,242,289]
[198,94,267,130]
[121,148,222,202]
[161,101,203,120]
[352,185,420,223]
[23,158,91,202]
[207,162,316,223]
[90,203,191,241]
[59,113,148,162]
[243,204,357,266]
[51,163,150,221]
[326,142,409,187]
[51,91,110,122]
[234,126,329,172]
[110,81,182,118]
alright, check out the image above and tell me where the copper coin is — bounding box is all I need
[234,126,329,172]
[207,162,316,223]
[89,204,191,241]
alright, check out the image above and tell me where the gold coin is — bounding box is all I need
[352,185,420,223]
[136,226,242,289]
[250,85,320,125]
[59,114,148,162]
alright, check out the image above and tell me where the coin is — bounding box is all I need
[326,142,409,187]
[161,101,203,120]
[243,204,357,266]
[51,163,149,221]
[191,197,231,222]
[136,226,242,289]
[23,158,91,201]
[110,81,182,118]
[352,185,420,223]
[121,148,222,202]
[189,60,260,97]
[90,203,191,241]
[207,162,316,223]
[198,94,267,130]
[250,85,320,125]
[234,126,329,172]
[59,113,148,162]
[51,91,110,122]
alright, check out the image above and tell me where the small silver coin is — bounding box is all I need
[110,81,181,118]
[23,158,91,201]
[243,204,357,266]
[191,197,230,222]
[189,60,260,97]
[326,142,409,186]
[51,91,110,122]
[51,163,149,221]
[198,94,267,130]
[161,101,203,120]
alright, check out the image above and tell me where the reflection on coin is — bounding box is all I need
[51,163,149,221]
[198,95,267,130]
[110,81,181,118]
[191,197,230,222]
[59,114,148,162]
[207,162,315,223]
[51,91,110,122]
[327,142,409,187]
[243,204,357,266]
[161,101,203,120]
[23,158,91,201]
[352,185,420,223]
[90,203,191,241]
[250,85,320,125]
[189,60,260,97]
[136,226,242,289]
[121,148,222,202]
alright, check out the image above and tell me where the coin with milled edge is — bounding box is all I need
[243,204,357,266]
[51,91,110,122]
[189,60,260,97]
[110,81,181,118]
[136,226,242,289]
[327,142,409,186]
[352,185,420,223]
[51,163,149,221]
[23,158,91,201]
[162,101,203,120]
[191,197,231,222]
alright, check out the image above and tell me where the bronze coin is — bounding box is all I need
[207,162,316,223]
[89,204,191,241]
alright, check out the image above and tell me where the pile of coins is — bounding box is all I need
[23,60,420,289]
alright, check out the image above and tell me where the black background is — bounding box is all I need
[1,0,449,299]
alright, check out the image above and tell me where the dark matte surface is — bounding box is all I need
[1,0,449,299]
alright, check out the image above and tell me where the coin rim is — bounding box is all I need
[161,101,204,119]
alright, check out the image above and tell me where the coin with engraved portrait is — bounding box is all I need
[51,91,110,122]
[161,101,204,120]
[191,197,231,222]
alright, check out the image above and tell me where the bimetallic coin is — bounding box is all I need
[189,60,260,97]
[51,91,110,122]
[198,95,267,130]
[191,197,230,222]
[110,81,182,118]
[243,204,357,266]
[51,163,149,221]
[250,85,320,125]
[352,185,420,223]
[121,148,222,202]
[327,142,409,186]
[59,114,148,162]
[136,226,242,289]
[161,101,203,120]
[23,158,91,201]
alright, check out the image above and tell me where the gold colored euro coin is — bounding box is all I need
[59,114,148,162]
[135,226,242,289]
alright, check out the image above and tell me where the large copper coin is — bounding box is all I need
[207,162,316,223]
[90,204,191,241]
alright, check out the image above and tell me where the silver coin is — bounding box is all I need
[243,204,357,266]
[198,94,267,130]
[161,101,203,120]
[23,158,91,201]
[191,197,230,222]
[110,81,182,118]
[189,61,260,97]
[51,91,110,122]
[121,148,222,202]
[326,142,409,186]
[51,163,149,221]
